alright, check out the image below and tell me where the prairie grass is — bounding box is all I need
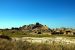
[0,38,75,50]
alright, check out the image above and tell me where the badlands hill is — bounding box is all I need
[19,22,51,34]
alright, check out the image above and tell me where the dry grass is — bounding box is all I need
[0,38,75,50]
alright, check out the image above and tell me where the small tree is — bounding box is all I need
[36,22,40,25]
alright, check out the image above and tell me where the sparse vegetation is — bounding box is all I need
[0,39,75,50]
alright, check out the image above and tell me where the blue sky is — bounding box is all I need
[0,0,75,28]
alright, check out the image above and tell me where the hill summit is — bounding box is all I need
[20,22,49,31]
